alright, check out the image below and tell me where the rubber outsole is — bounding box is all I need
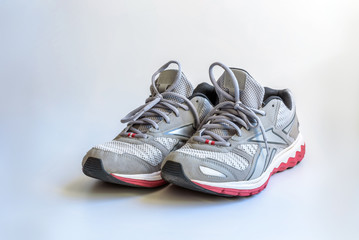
[82,157,166,188]
[161,160,231,197]
[161,144,306,197]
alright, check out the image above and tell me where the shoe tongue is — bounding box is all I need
[217,68,265,109]
[151,69,193,97]
[135,69,193,133]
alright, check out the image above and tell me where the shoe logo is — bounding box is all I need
[248,147,277,180]
[248,128,287,145]
[283,113,296,134]
[165,124,195,138]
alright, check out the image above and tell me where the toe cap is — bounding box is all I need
[163,151,249,182]
[83,148,159,174]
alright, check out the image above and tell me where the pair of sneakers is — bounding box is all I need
[82,61,305,197]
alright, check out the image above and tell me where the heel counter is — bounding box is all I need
[277,89,300,140]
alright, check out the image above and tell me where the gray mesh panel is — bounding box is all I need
[177,144,249,171]
[94,140,163,166]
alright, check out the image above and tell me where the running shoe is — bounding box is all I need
[82,61,216,187]
[161,62,305,196]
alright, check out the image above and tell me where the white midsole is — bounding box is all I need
[192,133,305,190]
[111,171,162,181]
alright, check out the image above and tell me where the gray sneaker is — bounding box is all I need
[161,62,306,196]
[82,61,216,187]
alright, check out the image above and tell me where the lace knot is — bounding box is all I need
[234,101,241,110]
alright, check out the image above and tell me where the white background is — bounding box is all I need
[1,0,359,239]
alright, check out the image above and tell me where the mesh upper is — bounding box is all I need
[240,74,265,109]
[237,144,258,156]
[154,137,179,151]
[94,140,163,166]
[169,73,193,98]
[276,101,295,128]
[150,72,193,98]
[177,144,249,171]
[95,70,194,167]
[217,70,264,109]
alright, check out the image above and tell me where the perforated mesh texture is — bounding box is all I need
[172,73,193,98]
[237,144,258,156]
[94,140,163,166]
[241,74,265,109]
[210,124,233,140]
[151,72,193,98]
[217,72,264,109]
[276,101,295,128]
[154,137,179,151]
[177,144,249,171]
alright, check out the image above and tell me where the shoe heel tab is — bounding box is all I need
[191,82,218,106]
[263,87,294,110]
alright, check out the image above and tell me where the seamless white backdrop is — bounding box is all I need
[1,0,359,239]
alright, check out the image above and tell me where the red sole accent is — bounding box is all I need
[110,174,166,188]
[193,144,306,196]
